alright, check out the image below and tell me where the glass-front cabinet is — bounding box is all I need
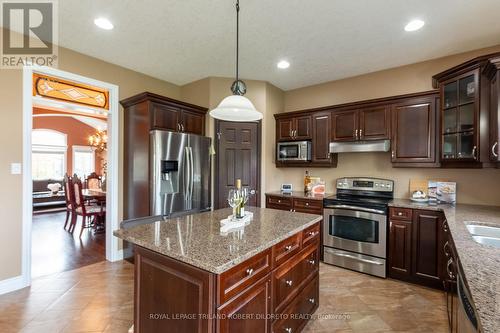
[440,69,479,162]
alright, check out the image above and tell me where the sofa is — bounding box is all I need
[33,179,66,209]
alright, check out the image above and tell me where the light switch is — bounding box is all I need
[10,163,22,175]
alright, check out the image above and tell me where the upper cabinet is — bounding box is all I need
[433,53,500,168]
[331,106,390,142]
[485,56,500,166]
[276,114,311,141]
[312,111,336,165]
[391,93,440,167]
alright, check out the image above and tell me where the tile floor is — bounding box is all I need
[0,261,448,333]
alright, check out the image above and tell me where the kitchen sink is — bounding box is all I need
[466,224,500,249]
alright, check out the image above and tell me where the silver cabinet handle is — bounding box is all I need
[284,328,292,333]
[355,129,359,140]
[278,199,281,203]
[245,268,254,276]
[443,241,451,258]
[307,259,315,265]
[472,145,477,160]
[359,129,363,138]
[446,258,456,280]
[305,202,309,206]
[308,231,316,237]
[392,150,395,159]
[397,212,403,216]
[493,142,498,158]
[284,245,293,251]
[289,129,293,138]
[293,129,297,138]
[308,298,315,304]
[285,280,293,287]
[442,220,449,233]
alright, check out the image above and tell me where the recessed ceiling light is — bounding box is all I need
[94,17,114,30]
[277,60,290,69]
[404,19,425,32]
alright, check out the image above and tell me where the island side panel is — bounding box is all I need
[134,246,217,333]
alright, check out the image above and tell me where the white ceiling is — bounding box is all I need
[53,0,500,90]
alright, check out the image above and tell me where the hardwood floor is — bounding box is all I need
[32,212,105,278]
[0,261,448,333]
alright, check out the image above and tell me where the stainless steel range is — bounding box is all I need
[323,177,394,278]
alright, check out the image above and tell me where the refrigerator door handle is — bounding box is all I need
[184,146,191,200]
[189,147,194,199]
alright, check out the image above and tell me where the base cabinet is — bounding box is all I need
[134,223,320,333]
[388,207,445,289]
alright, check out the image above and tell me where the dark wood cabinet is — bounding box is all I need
[217,277,272,333]
[332,110,358,141]
[391,93,440,167]
[331,106,390,142]
[433,53,500,168]
[485,56,500,167]
[359,106,391,140]
[121,92,207,219]
[388,207,446,289]
[312,111,336,165]
[276,114,311,141]
[388,219,412,279]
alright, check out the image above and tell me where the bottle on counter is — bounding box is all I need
[304,170,311,194]
[235,179,244,218]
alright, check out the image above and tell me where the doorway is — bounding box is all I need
[21,66,120,288]
[214,120,261,209]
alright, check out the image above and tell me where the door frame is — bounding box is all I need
[21,65,121,289]
[214,119,262,209]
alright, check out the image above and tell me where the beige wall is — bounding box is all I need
[0,28,181,281]
[277,45,500,206]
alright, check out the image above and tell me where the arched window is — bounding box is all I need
[32,129,67,180]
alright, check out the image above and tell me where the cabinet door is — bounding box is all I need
[391,96,438,165]
[412,210,444,288]
[388,220,412,280]
[181,109,205,135]
[217,277,271,333]
[294,115,312,140]
[490,72,500,163]
[277,117,294,141]
[151,103,180,131]
[359,106,390,140]
[332,110,358,141]
[312,111,332,163]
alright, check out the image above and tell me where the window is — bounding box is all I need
[32,129,67,180]
[73,146,95,179]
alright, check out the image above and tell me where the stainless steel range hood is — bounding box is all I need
[329,140,391,153]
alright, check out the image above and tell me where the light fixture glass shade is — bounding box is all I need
[210,95,262,121]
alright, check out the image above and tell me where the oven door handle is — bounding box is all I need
[326,249,384,266]
[325,204,385,215]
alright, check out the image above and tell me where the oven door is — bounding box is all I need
[323,206,387,258]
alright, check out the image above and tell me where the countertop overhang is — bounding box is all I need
[114,207,322,274]
[389,199,500,333]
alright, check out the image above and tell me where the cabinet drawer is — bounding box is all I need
[273,243,319,313]
[272,274,319,333]
[302,223,320,248]
[266,195,292,211]
[389,207,413,221]
[293,198,322,211]
[272,233,301,267]
[217,249,272,306]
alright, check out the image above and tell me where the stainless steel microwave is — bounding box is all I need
[277,141,311,162]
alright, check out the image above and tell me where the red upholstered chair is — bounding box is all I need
[72,175,106,237]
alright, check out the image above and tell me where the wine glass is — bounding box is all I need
[227,189,241,220]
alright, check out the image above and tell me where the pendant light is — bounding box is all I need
[209,0,262,122]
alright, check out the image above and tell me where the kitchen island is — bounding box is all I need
[114,207,322,333]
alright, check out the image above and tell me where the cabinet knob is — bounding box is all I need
[308,231,316,236]
[285,279,293,287]
[284,328,292,333]
[305,202,309,206]
[245,268,254,276]
[397,212,403,216]
[308,297,315,304]
[278,200,281,203]
[284,245,293,251]
[307,259,315,265]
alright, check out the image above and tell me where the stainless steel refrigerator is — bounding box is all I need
[150,130,211,217]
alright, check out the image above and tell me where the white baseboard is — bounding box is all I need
[110,249,125,262]
[0,275,28,295]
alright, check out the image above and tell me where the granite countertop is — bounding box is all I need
[390,199,500,333]
[265,191,333,200]
[114,207,322,274]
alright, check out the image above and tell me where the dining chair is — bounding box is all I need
[72,175,106,237]
[85,172,102,190]
[63,174,74,230]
